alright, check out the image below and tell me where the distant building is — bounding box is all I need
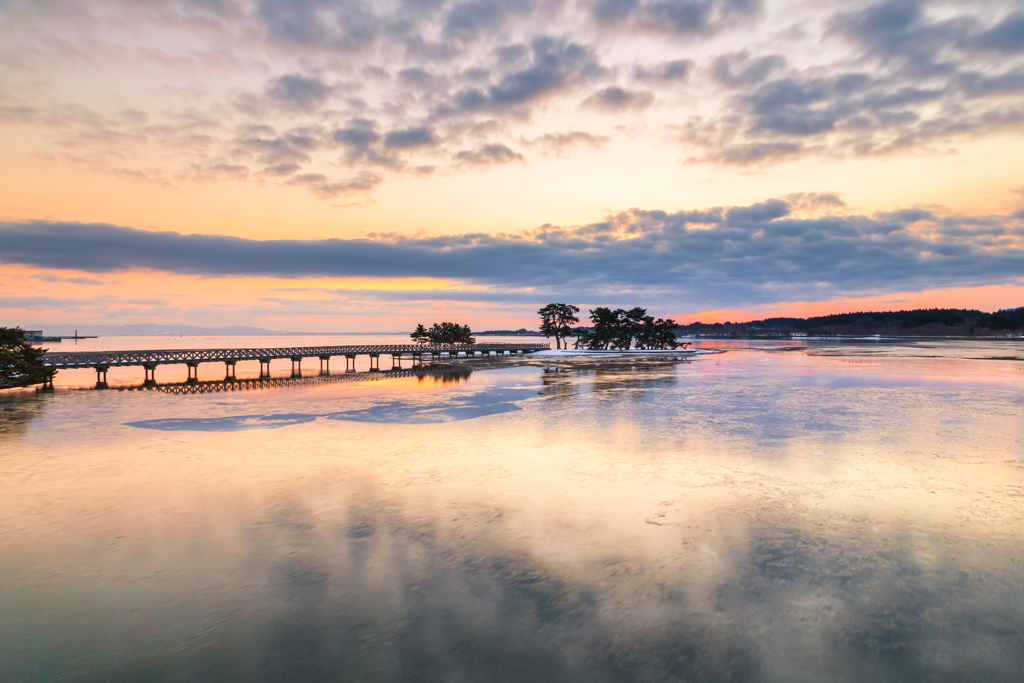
[24,330,43,338]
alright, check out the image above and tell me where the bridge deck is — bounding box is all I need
[42,343,548,369]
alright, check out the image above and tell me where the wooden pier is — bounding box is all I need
[41,342,549,387]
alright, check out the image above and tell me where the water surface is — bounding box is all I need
[2,339,1023,681]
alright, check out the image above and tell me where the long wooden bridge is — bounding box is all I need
[41,342,548,386]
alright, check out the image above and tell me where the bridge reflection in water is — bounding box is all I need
[116,363,499,395]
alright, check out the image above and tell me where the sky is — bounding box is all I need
[1,0,1023,332]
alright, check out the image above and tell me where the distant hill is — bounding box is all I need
[475,329,544,336]
[25,324,397,337]
[27,323,285,337]
[678,308,1024,337]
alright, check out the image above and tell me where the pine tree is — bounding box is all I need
[1,328,54,388]
[410,323,431,345]
[537,304,580,349]
[411,322,475,345]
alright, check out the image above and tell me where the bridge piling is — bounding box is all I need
[290,356,302,378]
[368,353,380,372]
[225,360,236,381]
[259,358,271,378]
[186,362,199,383]
[319,355,330,376]
[345,354,356,372]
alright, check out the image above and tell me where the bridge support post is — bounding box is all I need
[259,358,271,378]
[412,352,422,367]
[186,362,199,383]
[225,360,236,381]
[368,354,380,372]
[40,373,55,391]
[143,363,156,386]
[391,353,402,370]
[319,356,330,376]
[290,356,302,378]
[345,354,356,372]
[95,364,110,388]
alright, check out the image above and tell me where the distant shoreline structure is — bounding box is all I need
[25,307,1024,340]
[475,329,544,336]
[25,323,548,338]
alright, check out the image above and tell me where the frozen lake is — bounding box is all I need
[2,338,1023,681]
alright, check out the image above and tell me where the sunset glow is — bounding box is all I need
[2,0,1023,331]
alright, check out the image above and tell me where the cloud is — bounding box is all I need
[634,59,694,82]
[255,0,380,52]
[31,273,107,285]
[783,192,847,213]
[331,118,404,167]
[589,0,762,36]
[453,143,525,166]
[443,0,539,43]
[973,12,1024,53]
[530,131,610,155]
[383,126,439,150]
[264,74,335,112]
[657,1,1024,165]
[444,37,606,116]
[2,199,1021,307]
[182,162,249,182]
[333,119,381,151]
[715,141,803,165]
[235,128,324,167]
[582,86,654,111]
[4,0,1024,191]
[710,51,785,87]
[397,68,446,90]
[285,171,382,197]
[0,295,92,311]
[322,288,547,304]
[260,163,301,177]
[723,199,789,222]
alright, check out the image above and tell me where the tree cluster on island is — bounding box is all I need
[538,304,687,350]
[1,327,54,388]
[410,322,476,345]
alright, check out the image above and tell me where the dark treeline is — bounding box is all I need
[1,327,54,388]
[539,304,686,350]
[577,307,682,350]
[678,307,1024,337]
[411,322,475,345]
[475,329,541,336]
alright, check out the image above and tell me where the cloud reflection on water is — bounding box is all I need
[2,347,1023,681]
[125,386,540,430]
[127,413,319,431]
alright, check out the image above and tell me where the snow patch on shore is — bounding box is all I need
[529,348,719,357]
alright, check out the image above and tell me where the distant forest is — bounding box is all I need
[678,307,1024,337]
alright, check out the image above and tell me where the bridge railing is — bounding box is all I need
[42,342,549,368]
